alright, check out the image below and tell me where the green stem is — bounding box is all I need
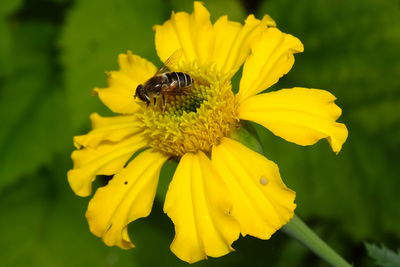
[282,215,352,267]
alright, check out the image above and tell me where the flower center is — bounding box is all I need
[135,63,239,156]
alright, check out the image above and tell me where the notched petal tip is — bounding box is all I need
[193,1,209,15]
[245,13,276,28]
[260,14,277,27]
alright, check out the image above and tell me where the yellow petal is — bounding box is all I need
[212,138,296,239]
[237,28,304,103]
[94,51,157,114]
[68,134,147,197]
[238,88,348,153]
[213,14,275,77]
[164,152,240,263]
[86,149,168,249]
[154,2,214,66]
[74,113,141,149]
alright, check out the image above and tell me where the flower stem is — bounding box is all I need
[282,215,352,267]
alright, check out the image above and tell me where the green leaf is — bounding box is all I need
[58,0,167,130]
[0,0,23,76]
[0,22,73,192]
[0,173,49,266]
[0,158,141,267]
[366,243,400,267]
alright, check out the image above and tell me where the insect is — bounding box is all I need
[134,50,195,107]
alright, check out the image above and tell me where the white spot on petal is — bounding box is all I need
[260,176,268,185]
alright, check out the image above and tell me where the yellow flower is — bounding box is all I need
[67,2,348,263]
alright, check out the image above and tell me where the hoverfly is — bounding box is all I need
[134,50,196,108]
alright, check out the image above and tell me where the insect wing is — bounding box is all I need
[156,49,184,74]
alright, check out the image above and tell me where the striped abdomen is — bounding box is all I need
[165,72,193,89]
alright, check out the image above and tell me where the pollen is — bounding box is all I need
[134,63,239,156]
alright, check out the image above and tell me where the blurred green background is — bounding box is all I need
[1,0,399,266]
